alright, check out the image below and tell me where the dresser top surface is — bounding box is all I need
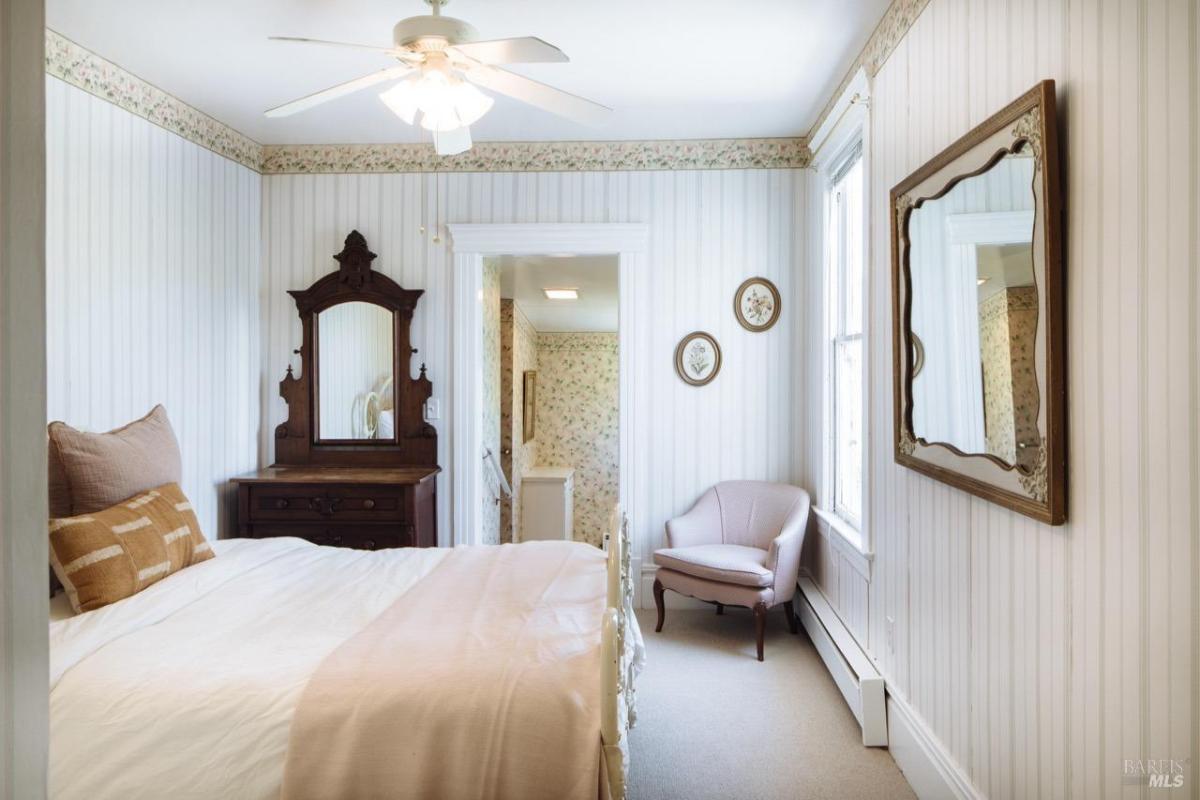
[234,466,440,484]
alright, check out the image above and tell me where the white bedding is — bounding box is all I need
[49,537,450,800]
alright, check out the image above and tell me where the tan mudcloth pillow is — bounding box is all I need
[49,482,214,613]
[48,405,183,518]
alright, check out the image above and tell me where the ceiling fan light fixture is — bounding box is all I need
[419,105,462,133]
[432,125,472,156]
[382,67,494,135]
[379,79,420,124]
[450,80,494,126]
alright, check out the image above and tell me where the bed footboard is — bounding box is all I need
[601,509,638,800]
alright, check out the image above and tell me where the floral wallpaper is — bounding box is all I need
[979,286,1039,470]
[499,300,539,544]
[533,332,619,547]
[480,260,501,545]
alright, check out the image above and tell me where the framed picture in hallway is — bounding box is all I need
[733,277,781,332]
[674,332,722,386]
[523,370,537,442]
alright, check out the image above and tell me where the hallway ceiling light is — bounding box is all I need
[543,288,579,300]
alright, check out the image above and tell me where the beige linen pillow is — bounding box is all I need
[48,405,183,517]
[49,482,213,613]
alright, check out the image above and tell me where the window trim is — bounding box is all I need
[819,128,871,557]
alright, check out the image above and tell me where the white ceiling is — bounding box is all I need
[47,0,890,144]
[495,255,618,332]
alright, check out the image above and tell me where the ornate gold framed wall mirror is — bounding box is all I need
[891,80,1066,524]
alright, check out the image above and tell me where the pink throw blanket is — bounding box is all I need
[280,541,608,800]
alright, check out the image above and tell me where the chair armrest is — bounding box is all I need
[664,489,722,549]
[767,494,811,601]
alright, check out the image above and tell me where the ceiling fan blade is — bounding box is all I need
[269,37,423,63]
[465,66,610,126]
[449,37,568,64]
[433,126,473,156]
[265,66,413,117]
[269,36,395,53]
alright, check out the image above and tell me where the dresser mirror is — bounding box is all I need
[274,229,437,467]
[316,301,396,441]
[892,80,1065,524]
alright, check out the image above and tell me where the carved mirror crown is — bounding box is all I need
[275,230,437,467]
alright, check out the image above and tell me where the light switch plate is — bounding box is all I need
[424,398,440,420]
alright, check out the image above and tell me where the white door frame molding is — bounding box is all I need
[1,0,49,796]
[445,223,649,552]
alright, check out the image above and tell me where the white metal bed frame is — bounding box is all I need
[601,508,638,800]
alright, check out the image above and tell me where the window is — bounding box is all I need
[826,143,865,539]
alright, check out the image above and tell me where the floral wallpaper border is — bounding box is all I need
[260,138,810,174]
[809,0,933,142]
[45,29,810,176]
[535,332,619,354]
[44,29,264,171]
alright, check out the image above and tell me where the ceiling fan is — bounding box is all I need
[265,0,610,155]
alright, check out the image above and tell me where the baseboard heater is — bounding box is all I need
[796,575,887,746]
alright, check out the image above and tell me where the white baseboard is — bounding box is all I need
[639,565,709,610]
[797,577,887,747]
[886,692,981,800]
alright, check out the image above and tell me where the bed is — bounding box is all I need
[48,514,641,800]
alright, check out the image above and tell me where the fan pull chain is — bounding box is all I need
[432,169,441,244]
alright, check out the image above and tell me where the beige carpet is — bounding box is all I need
[627,608,916,800]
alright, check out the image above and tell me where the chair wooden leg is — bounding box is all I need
[715,603,724,616]
[753,602,767,661]
[653,578,665,633]
[783,600,798,634]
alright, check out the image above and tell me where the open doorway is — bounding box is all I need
[481,255,619,547]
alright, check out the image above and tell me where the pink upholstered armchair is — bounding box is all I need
[652,481,811,661]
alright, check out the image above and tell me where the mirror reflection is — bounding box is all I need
[317,301,395,440]
[908,151,1039,471]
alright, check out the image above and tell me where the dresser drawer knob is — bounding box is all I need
[275,499,289,510]
[363,499,376,510]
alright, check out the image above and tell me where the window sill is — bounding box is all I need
[813,506,873,579]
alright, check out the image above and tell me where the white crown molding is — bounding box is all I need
[261,138,809,174]
[44,29,264,171]
[807,0,932,142]
[43,29,810,175]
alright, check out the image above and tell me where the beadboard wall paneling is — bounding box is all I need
[261,169,808,561]
[46,76,261,541]
[805,0,1199,797]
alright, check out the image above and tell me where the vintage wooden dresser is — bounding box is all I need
[233,231,440,551]
[233,466,437,549]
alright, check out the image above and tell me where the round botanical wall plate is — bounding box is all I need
[675,331,722,386]
[734,277,781,332]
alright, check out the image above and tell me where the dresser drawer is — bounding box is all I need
[246,524,414,551]
[245,484,410,524]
